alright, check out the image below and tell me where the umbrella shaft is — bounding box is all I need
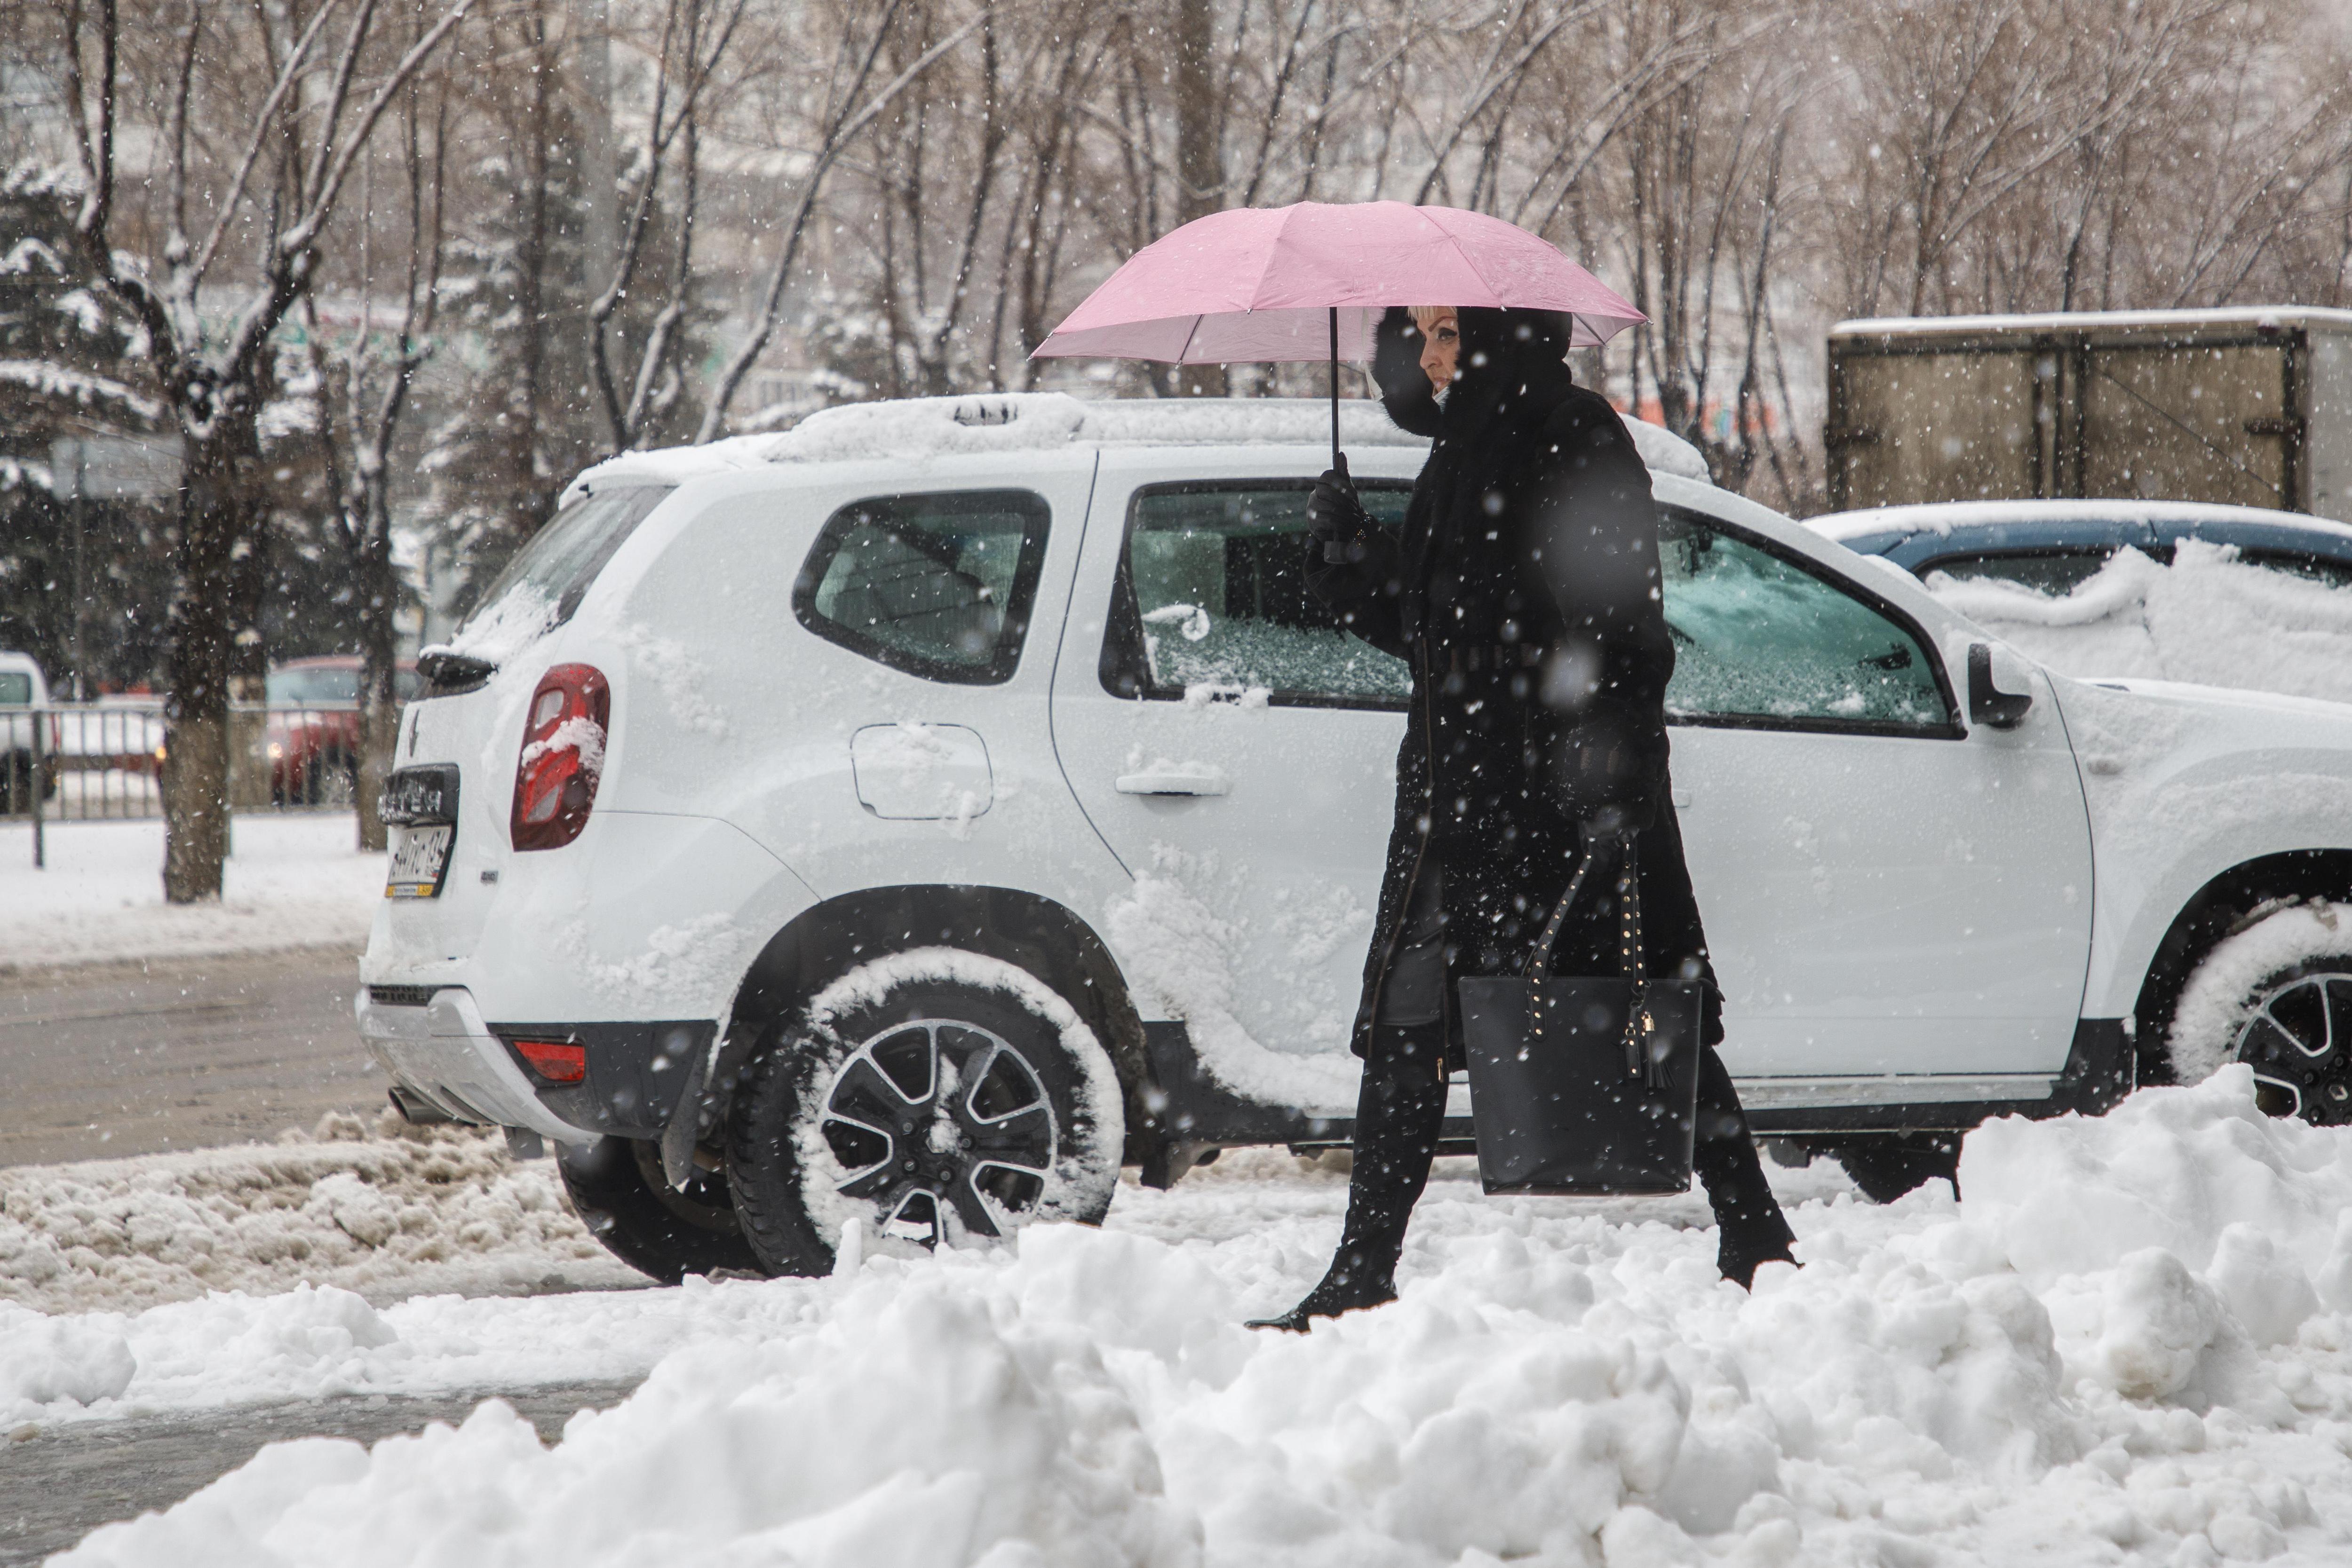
[1329,305,1340,467]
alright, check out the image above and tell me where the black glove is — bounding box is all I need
[1308,453,1375,564]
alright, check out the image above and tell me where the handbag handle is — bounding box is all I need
[1526,832,1663,1086]
[1525,831,1641,985]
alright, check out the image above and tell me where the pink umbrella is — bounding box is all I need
[1032,200,1644,463]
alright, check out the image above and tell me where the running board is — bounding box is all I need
[1133,1019,2134,1157]
[1732,1074,2055,1109]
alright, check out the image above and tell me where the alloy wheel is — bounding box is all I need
[818,1020,1058,1245]
[2233,969,2352,1125]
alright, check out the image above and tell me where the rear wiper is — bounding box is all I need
[416,646,496,696]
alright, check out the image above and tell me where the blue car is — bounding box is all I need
[1811,499,2352,594]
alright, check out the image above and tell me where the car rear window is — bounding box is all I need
[462,483,675,646]
[0,673,29,705]
[794,490,1051,684]
[266,667,360,703]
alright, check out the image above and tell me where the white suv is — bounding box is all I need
[358,393,2352,1282]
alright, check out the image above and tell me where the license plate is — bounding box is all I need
[386,824,454,899]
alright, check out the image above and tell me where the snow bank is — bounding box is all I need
[0,1112,636,1319]
[1961,1065,2352,1291]
[1928,540,2352,704]
[0,814,384,969]
[31,1071,2352,1564]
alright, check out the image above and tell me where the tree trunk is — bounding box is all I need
[162,427,256,903]
[354,477,401,852]
[1171,0,1226,397]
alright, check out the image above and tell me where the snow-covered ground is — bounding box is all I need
[0,815,384,971]
[12,1069,2352,1566]
[0,1112,640,1316]
[1927,541,2352,706]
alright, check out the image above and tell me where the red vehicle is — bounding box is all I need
[265,657,420,804]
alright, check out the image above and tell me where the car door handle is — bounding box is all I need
[1115,768,1230,796]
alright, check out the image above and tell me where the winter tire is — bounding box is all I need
[2166,903,2352,1125]
[1828,1133,1960,1204]
[555,1134,761,1283]
[726,954,1124,1278]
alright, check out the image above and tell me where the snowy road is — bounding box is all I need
[0,947,379,1166]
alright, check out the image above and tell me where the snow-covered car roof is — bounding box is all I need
[561,392,1711,506]
[1810,498,2352,548]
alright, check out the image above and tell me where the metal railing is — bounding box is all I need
[5,701,375,862]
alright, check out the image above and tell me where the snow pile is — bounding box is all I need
[0,814,385,969]
[59,1264,1202,1568]
[0,1111,636,1317]
[28,1070,2352,1565]
[1962,1064,2352,1297]
[1928,540,2352,704]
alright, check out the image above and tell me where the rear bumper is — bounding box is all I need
[354,986,600,1142]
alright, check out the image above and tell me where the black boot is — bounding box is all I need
[1252,1023,1449,1330]
[1691,1045,1798,1288]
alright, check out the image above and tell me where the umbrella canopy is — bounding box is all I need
[1030,201,1643,366]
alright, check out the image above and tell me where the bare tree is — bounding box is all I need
[695,0,975,442]
[586,0,748,455]
[54,0,475,902]
[306,60,450,848]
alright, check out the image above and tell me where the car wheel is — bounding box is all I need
[2169,903,2352,1125]
[726,956,1124,1278]
[0,750,27,814]
[555,1135,761,1283]
[1828,1133,1961,1204]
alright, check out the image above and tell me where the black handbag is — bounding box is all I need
[1459,835,1706,1196]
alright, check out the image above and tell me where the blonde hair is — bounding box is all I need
[1409,305,1456,333]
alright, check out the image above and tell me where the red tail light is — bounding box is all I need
[513,1038,588,1083]
[510,664,610,851]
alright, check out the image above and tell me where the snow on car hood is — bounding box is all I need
[561,393,1711,503]
[1931,541,2352,707]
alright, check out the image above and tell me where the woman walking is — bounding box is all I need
[1256,304,1798,1330]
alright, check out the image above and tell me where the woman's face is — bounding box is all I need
[1418,308,1461,395]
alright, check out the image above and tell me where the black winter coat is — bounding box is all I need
[1307,307,1721,1065]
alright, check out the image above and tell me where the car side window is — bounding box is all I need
[1660,507,1955,733]
[1917,549,2121,596]
[795,490,1051,685]
[1105,481,1414,707]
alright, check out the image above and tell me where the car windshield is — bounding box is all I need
[0,672,29,705]
[266,668,360,704]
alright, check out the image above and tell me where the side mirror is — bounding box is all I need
[1968,642,2033,730]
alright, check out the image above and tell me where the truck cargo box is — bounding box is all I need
[1826,307,2352,523]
